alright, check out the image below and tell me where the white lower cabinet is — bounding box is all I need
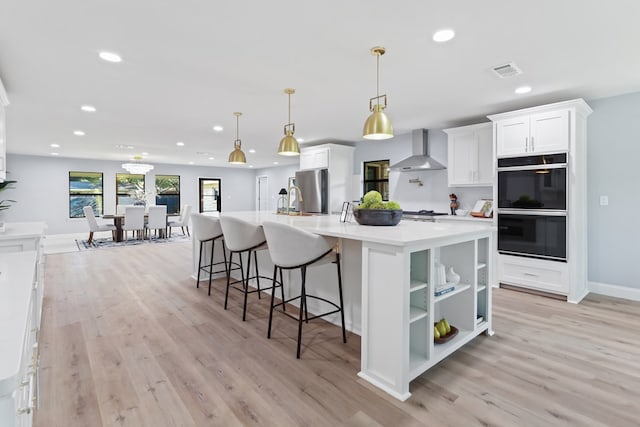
[498,253,569,295]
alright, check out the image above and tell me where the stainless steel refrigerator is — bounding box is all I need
[294,168,328,214]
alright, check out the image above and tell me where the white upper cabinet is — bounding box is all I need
[444,122,493,187]
[299,146,329,170]
[495,108,569,157]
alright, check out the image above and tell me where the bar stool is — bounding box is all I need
[262,221,346,358]
[219,215,283,321]
[191,213,234,296]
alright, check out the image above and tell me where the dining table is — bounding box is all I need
[102,213,179,242]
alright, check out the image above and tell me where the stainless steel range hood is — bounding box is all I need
[390,129,446,171]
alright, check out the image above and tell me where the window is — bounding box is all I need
[363,160,390,200]
[116,173,145,208]
[69,171,104,218]
[199,178,221,213]
[155,174,180,214]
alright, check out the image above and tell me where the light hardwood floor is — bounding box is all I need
[34,241,640,426]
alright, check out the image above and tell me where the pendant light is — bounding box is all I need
[277,88,300,156]
[228,112,246,164]
[122,155,154,174]
[363,46,394,140]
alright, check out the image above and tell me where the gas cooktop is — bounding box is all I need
[402,210,449,217]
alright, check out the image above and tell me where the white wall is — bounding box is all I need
[3,154,258,234]
[353,129,491,212]
[253,164,298,212]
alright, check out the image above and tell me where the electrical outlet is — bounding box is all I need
[599,195,609,206]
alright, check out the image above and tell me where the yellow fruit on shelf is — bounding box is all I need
[442,318,451,334]
[434,326,440,339]
[437,321,447,337]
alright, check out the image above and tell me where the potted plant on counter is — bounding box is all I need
[0,180,17,233]
[352,190,403,226]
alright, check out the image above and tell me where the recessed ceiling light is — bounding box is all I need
[249,165,254,168]
[297,138,305,143]
[433,29,455,42]
[208,157,215,160]
[51,152,59,156]
[127,145,134,149]
[515,86,532,94]
[98,51,122,63]
[73,130,85,136]
[81,105,96,112]
[249,149,256,153]
[273,161,279,165]
[141,152,149,155]
[188,161,194,165]
[176,141,185,146]
[212,125,223,132]
[50,143,60,148]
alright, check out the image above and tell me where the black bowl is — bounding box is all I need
[352,209,403,226]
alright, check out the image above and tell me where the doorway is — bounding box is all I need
[199,178,221,213]
[257,175,269,211]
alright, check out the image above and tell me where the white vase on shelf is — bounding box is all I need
[446,267,460,285]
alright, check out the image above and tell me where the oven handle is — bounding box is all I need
[497,209,567,216]
[497,163,567,172]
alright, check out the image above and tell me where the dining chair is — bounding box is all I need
[116,204,135,215]
[146,205,167,239]
[122,206,145,240]
[168,204,192,237]
[82,206,117,244]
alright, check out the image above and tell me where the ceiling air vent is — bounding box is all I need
[492,62,522,79]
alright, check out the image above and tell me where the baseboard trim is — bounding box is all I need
[588,281,640,302]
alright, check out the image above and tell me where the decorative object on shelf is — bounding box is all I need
[434,260,446,286]
[434,284,455,297]
[228,112,246,164]
[277,88,300,156]
[363,46,393,140]
[352,190,402,226]
[276,188,287,213]
[434,324,459,344]
[122,155,154,174]
[446,267,460,285]
[449,193,459,215]
[471,198,493,218]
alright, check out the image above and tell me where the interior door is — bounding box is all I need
[257,175,269,211]
[199,178,221,213]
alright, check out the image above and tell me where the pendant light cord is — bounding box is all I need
[288,92,291,124]
[376,53,380,101]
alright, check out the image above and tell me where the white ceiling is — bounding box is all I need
[1,0,639,169]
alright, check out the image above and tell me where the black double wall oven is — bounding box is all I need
[497,153,568,262]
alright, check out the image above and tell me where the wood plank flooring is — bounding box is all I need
[34,241,640,426]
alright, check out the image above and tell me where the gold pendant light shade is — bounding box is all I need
[363,46,394,140]
[228,112,247,164]
[277,88,300,156]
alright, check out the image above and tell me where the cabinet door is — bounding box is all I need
[530,109,569,154]
[299,151,315,170]
[299,148,329,170]
[447,132,476,186]
[475,126,494,185]
[496,116,529,157]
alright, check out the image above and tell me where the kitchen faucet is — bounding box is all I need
[287,185,303,215]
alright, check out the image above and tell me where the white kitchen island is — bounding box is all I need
[201,211,495,401]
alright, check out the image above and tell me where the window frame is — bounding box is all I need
[155,174,181,215]
[362,159,390,201]
[115,173,146,208]
[69,171,104,218]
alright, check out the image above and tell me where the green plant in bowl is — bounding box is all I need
[353,191,402,226]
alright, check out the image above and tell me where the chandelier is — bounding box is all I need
[122,155,154,174]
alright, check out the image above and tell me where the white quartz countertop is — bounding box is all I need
[219,211,495,247]
[0,251,37,395]
[436,214,494,223]
[0,222,48,240]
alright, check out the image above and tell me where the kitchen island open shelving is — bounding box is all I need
[198,212,495,401]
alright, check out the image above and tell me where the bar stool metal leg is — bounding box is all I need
[336,252,347,343]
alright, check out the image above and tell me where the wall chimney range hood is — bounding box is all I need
[390,129,446,171]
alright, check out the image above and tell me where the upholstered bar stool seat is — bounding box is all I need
[191,213,234,295]
[262,221,346,358]
[219,215,283,321]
